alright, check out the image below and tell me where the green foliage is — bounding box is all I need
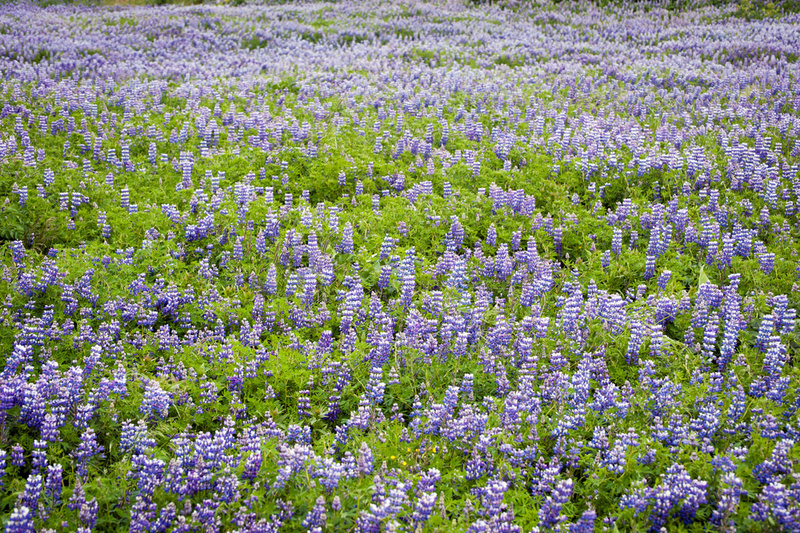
[736,0,781,18]
[0,200,64,254]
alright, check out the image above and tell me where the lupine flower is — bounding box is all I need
[412,491,438,525]
[71,429,104,479]
[5,506,35,533]
[644,255,656,280]
[45,463,63,508]
[140,379,171,419]
[10,241,26,266]
[338,223,354,254]
[621,463,707,530]
[539,478,573,529]
[612,228,622,255]
[751,317,774,355]
[0,450,6,492]
[711,473,744,532]
[601,250,610,270]
[752,439,794,484]
[749,479,800,530]
[303,496,327,530]
[656,270,671,291]
[121,187,130,211]
[11,445,24,468]
[758,252,775,275]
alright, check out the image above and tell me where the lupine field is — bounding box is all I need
[1,0,800,530]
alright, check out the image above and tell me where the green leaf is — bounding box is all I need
[698,264,709,288]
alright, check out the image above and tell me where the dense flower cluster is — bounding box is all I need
[1,0,800,531]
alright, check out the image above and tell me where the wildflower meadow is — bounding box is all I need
[1,0,800,531]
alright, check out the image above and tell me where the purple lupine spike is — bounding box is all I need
[71,428,104,480]
[656,270,671,291]
[758,252,775,275]
[45,463,63,508]
[338,223,354,254]
[749,479,800,530]
[18,474,42,517]
[539,478,573,529]
[712,473,744,532]
[5,506,35,533]
[303,496,327,530]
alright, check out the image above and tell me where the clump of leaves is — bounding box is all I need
[0,201,63,254]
